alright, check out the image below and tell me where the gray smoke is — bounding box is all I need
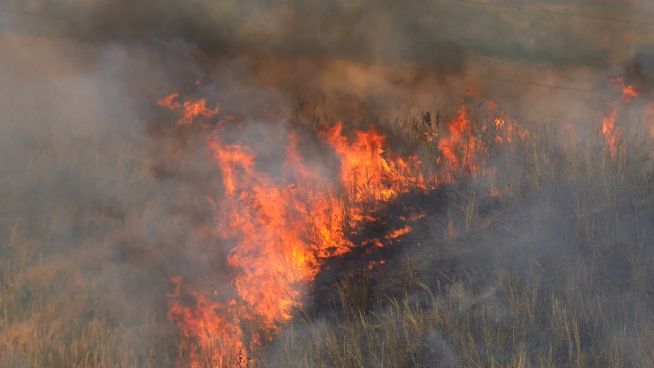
[2,1,654,366]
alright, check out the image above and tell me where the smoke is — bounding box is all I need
[0,35,226,364]
[2,0,654,366]
[7,1,653,63]
[5,0,654,123]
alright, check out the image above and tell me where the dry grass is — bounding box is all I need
[0,125,183,367]
[259,115,654,367]
[2,106,653,367]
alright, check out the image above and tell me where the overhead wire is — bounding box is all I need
[0,4,645,94]
[458,0,654,27]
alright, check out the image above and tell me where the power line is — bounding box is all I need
[385,57,595,93]
[0,7,86,34]
[368,63,594,94]
[459,0,654,27]
[0,7,69,21]
[0,6,623,94]
[461,72,592,93]
[4,2,654,28]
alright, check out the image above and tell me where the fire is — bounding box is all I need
[623,85,638,101]
[322,123,427,204]
[180,100,220,126]
[438,106,484,180]
[168,131,355,367]
[168,277,250,367]
[367,259,386,270]
[164,113,433,366]
[158,92,524,367]
[386,225,413,240]
[157,92,182,111]
[157,92,220,125]
[601,107,619,158]
[609,76,639,102]
[598,77,644,159]
[598,76,646,158]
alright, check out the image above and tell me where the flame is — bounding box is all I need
[600,75,635,159]
[157,92,220,125]
[623,85,638,101]
[601,107,619,158]
[399,212,426,222]
[322,123,427,204]
[386,225,413,240]
[167,277,250,368]
[155,86,654,366]
[165,116,433,367]
[608,76,639,102]
[367,259,386,270]
[168,132,353,367]
[179,99,220,125]
[158,92,527,367]
[599,77,643,158]
[438,106,484,180]
[158,92,182,111]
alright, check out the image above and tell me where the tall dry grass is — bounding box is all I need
[2,106,653,367]
[259,113,654,367]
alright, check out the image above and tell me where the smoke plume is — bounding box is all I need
[2,1,654,366]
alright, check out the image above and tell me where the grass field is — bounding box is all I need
[2,93,653,368]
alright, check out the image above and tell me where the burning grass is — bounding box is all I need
[2,86,654,367]
[259,113,654,368]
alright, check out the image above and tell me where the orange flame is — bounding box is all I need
[609,76,639,102]
[157,92,182,111]
[159,93,527,367]
[179,99,220,125]
[166,118,433,367]
[323,123,426,204]
[167,277,250,368]
[438,106,484,180]
[386,225,413,240]
[157,92,219,125]
[601,107,619,158]
[623,85,638,101]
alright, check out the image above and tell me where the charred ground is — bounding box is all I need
[3,1,654,367]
